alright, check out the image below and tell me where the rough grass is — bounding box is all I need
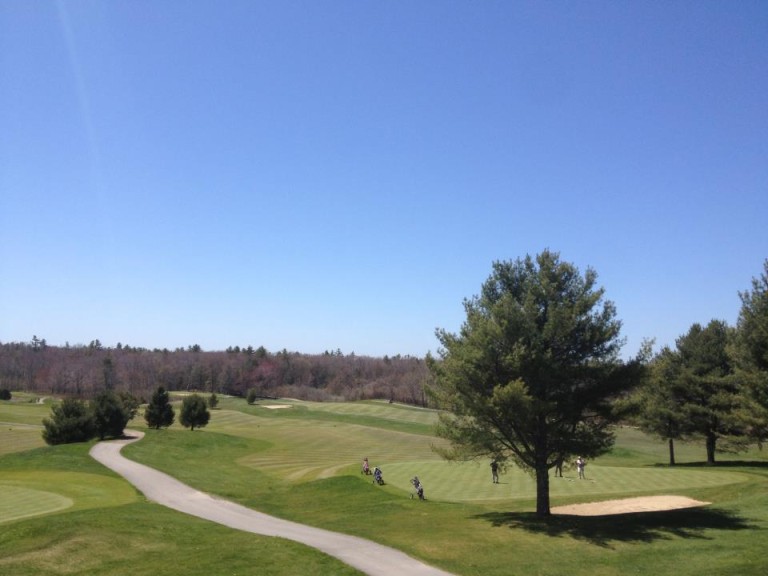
[0,503,363,576]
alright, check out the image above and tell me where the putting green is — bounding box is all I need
[0,485,73,524]
[379,460,751,502]
[0,470,139,516]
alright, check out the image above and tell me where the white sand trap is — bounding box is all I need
[262,404,292,409]
[552,495,710,516]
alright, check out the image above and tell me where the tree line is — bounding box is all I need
[0,339,431,405]
[632,260,768,465]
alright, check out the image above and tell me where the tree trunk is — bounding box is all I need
[535,460,550,516]
[706,433,717,465]
[668,438,676,466]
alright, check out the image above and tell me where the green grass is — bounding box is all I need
[0,485,73,523]
[3,394,768,575]
[0,440,361,576]
[220,397,438,435]
[0,503,362,576]
[0,395,51,456]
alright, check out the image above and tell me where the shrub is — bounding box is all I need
[180,394,210,431]
[91,390,133,440]
[42,398,95,445]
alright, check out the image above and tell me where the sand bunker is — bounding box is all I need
[552,495,710,516]
[262,404,292,409]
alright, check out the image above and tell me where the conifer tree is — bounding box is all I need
[145,386,175,429]
[429,251,646,516]
[180,393,210,431]
[42,398,95,445]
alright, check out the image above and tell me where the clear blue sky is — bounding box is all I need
[1,1,766,358]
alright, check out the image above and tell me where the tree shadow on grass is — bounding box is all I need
[471,507,756,548]
[655,460,768,469]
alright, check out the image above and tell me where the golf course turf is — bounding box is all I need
[2,395,767,575]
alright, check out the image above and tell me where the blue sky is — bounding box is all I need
[1,1,766,358]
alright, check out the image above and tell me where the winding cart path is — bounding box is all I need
[90,432,454,576]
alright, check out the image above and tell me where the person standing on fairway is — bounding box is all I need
[576,457,586,479]
[490,460,499,483]
[554,455,564,478]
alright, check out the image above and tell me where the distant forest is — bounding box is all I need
[0,336,432,405]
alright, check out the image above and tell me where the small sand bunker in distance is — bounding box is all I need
[262,404,292,409]
[552,495,710,516]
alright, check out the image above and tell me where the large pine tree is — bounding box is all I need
[636,347,691,465]
[734,260,768,445]
[674,320,741,464]
[429,251,646,516]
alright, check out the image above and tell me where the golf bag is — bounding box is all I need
[410,476,424,500]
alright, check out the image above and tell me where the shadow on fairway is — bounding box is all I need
[654,461,768,469]
[471,507,755,548]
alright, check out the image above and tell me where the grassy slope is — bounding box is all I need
[0,501,362,576]
[2,396,768,575]
[0,400,362,576]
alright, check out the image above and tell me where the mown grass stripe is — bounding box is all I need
[187,408,756,505]
[0,427,47,456]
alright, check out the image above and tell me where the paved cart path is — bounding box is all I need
[90,432,454,576]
